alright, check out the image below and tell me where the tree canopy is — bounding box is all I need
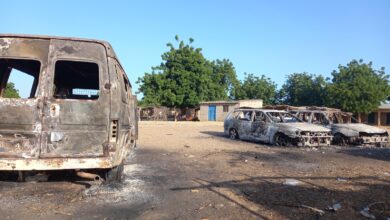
[326,59,390,113]
[232,73,277,105]
[138,39,389,113]
[3,82,20,98]
[137,36,238,107]
[277,72,327,106]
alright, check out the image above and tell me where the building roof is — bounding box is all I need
[199,99,263,105]
[199,100,239,105]
[379,103,390,109]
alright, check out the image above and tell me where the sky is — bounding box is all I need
[1,0,389,98]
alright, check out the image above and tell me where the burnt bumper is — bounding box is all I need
[297,132,333,147]
[354,135,389,145]
[0,157,112,171]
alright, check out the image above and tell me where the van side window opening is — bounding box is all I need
[123,75,132,101]
[53,60,99,100]
[0,59,40,98]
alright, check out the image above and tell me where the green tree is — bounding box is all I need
[277,72,327,106]
[233,73,277,105]
[3,82,20,98]
[326,59,390,113]
[210,59,240,100]
[137,36,238,107]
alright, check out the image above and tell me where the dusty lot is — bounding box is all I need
[1,121,390,220]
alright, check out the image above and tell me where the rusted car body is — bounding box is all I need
[224,108,332,147]
[289,107,389,146]
[0,35,138,179]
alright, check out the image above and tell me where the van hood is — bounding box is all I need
[278,123,330,132]
[332,123,387,134]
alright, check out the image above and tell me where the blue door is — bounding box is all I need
[208,105,216,121]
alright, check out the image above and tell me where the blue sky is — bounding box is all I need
[1,0,389,98]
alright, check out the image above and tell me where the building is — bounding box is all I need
[358,103,390,127]
[199,99,263,121]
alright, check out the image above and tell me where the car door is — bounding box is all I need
[236,110,254,140]
[40,39,110,157]
[251,111,269,142]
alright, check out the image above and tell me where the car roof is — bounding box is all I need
[235,108,287,113]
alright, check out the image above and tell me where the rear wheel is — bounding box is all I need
[229,128,239,140]
[105,163,124,183]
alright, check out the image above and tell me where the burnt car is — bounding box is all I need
[290,107,389,146]
[224,108,332,147]
[0,34,138,182]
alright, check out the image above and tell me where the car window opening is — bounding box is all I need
[53,60,99,100]
[267,112,301,123]
[0,58,41,98]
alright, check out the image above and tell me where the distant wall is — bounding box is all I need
[238,99,263,108]
[199,103,238,121]
[199,99,263,121]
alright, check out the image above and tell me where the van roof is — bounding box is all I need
[0,33,118,59]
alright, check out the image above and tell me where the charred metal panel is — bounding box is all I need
[39,39,110,157]
[0,38,50,158]
[0,35,138,171]
[291,108,389,145]
[224,109,332,147]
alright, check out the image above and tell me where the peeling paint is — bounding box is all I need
[50,132,64,142]
[0,38,11,50]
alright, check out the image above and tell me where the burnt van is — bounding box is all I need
[0,34,138,182]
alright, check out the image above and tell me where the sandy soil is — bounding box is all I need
[0,121,389,220]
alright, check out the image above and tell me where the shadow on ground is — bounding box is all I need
[200,131,227,138]
[338,147,390,162]
[171,174,390,220]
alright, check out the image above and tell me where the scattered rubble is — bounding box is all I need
[283,179,303,186]
[327,203,341,212]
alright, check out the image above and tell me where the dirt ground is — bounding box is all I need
[1,121,390,220]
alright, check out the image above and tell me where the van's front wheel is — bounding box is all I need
[105,163,124,183]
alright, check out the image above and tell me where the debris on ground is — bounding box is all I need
[191,189,200,193]
[300,204,325,215]
[337,178,347,182]
[360,202,385,219]
[327,203,341,212]
[360,207,376,219]
[184,144,191,148]
[283,179,303,186]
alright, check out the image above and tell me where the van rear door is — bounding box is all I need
[39,39,110,158]
[0,37,49,158]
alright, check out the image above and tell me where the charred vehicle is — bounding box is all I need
[289,107,389,146]
[224,108,332,147]
[0,34,138,181]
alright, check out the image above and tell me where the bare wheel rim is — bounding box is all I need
[275,134,287,146]
[229,129,238,140]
